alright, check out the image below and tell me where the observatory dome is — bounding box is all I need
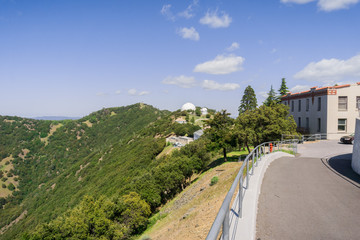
[181,102,196,111]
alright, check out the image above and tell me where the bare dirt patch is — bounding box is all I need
[141,162,242,240]
[0,210,27,234]
[41,123,63,145]
[18,149,30,160]
[83,120,93,128]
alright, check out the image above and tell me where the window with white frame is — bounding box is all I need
[338,119,347,132]
[338,96,348,111]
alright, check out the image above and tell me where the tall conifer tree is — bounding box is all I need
[264,85,277,106]
[238,85,257,114]
[279,78,289,96]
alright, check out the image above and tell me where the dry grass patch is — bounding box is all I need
[40,123,63,145]
[140,161,242,240]
[0,155,19,198]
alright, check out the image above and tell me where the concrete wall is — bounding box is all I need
[352,118,360,175]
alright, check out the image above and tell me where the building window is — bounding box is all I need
[306,99,309,112]
[306,117,309,130]
[357,96,360,109]
[298,117,301,127]
[298,100,301,112]
[338,119,347,132]
[338,96,348,111]
[317,118,321,132]
[317,97,321,111]
[291,101,294,112]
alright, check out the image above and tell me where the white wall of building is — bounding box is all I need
[352,118,360,175]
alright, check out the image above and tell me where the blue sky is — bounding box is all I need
[1,0,360,117]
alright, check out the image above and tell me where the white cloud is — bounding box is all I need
[259,91,269,99]
[199,10,232,28]
[202,80,240,91]
[161,4,175,21]
[96,92,107,96]
[294,54,360,82]
[115,90,121,95]
[179,0,199,19]
[226,42,239,51]
[281,0,315,3]
[318,0,359,11]
[290,85,312,93]
[128,89,150,96]
[177,27,200,41]
[194,55,245,75]
[138,91,150,96]
[280,0,359,11]
[162,75,197,88]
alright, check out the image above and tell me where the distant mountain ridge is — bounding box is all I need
[33,116,81,120]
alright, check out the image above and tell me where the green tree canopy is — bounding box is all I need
[238,85,257,114]
[205,110,236,161]
[235,104,297,152]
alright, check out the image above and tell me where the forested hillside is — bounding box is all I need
[0,103,209,239]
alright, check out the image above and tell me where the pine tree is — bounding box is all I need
[264,85,277,106]
[238,85,257,114]
[279,78,289,96]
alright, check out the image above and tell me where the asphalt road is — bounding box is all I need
[256,140,360,240]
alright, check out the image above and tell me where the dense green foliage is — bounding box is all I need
[235,104,298,152]
[205,110,235,161]
[238,85,257,114]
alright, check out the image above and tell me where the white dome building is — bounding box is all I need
[201,107,208,115]
[181,102,196,111]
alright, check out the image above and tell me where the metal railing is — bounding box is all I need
[281,134,327,142]
[206,140,298,240]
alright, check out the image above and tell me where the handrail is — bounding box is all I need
[206,140,298,240]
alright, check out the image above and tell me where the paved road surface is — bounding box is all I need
[256,140,360,240]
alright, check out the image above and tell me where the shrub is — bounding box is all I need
[2,183,6,188]
[8,183,15,191]
[210,176,219,186]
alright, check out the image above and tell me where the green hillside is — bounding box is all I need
[0,103,210,239]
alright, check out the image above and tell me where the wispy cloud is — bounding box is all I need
[161,4,175,21]
[177,27,200,41]
[294,53,360,83]
[128,89,150,96]
[194,54,245,75]
[162,75,197,88]
[202,80,240,91]
[199,10,232,28]
[178,0,199,19]
[115,90,121,95]
[290,85,312,93]
[96,92,107,96]
[226,42,239,51]
[281,0,359,11]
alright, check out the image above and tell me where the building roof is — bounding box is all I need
[281,83,356,101]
